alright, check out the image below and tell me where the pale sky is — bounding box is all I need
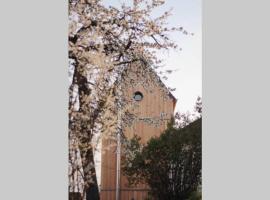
[103,0,202,113]
[157,0,202,113]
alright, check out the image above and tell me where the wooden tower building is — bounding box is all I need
[100,64,177,200]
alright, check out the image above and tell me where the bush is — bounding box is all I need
[122,118,202,200]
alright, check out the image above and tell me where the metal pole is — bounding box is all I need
[116,73,122,200]
[116,127,121,200]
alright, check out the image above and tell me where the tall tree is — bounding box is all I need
[68,0,187,199]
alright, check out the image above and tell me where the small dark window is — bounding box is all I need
[133,91,143,101]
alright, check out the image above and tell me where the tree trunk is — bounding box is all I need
[70,63,100,200]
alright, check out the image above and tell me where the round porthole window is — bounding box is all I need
[133,91,143,101]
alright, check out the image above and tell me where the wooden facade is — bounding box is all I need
[100,64,177,200]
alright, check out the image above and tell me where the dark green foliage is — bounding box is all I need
[122,118,202,200]
[187,190,202,200]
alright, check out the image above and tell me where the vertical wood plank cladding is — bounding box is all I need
[100,64,176,200]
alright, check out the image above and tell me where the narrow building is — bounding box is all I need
[100,63,177,200]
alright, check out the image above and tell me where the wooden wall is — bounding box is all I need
[100,66,176,200]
